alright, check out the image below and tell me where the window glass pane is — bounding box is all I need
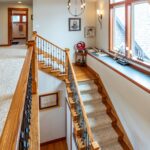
[22,15,27,22]
[113,6,125,54]
[111,0,124,4]
[132,2,150,63]
[12,15,20,22]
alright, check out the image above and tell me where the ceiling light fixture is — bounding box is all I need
[18,1,22,4]
[67,0,86,17]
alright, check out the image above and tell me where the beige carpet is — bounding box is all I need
[0,45,27,136]
[78,80,123,150]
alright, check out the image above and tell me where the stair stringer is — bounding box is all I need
[38,62,67,81]
[87,65,133,150]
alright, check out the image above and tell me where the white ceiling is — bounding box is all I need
[0,0,32,5]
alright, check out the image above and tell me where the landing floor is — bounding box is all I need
[73,64,97,82]
[41,139,68,150]
[0,45,27,136]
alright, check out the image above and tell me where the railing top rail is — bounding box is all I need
[0,44,34,150]
[66,51,95,143]
[36,34,66,52]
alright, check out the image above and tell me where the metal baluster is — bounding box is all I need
[46,41,48,66]
[37,37,40,60]
[43,39,44,62]
[56,47,59,70]
[52,45,54,69]
[19,66,32,150]
[48,43,50,66]
[50,44,52,67]
[63,52,64,73]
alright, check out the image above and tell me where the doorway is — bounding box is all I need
[8,8,28,45]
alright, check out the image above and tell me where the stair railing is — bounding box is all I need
[33,32,68,75]
[0,40,39,150]
[66,51,100,150]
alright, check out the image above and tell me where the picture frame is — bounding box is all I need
[69,18,81,31]
[39,92,59,110]
[84,26,96,38]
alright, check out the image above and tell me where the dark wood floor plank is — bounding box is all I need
[41,139,68,150]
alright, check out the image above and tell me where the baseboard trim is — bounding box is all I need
[40,137,66,146]
[13,37,26,39]
[0,44,9,47]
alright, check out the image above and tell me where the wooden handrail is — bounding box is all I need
[0,42,38,150]
[36,34,66,52]
[66,51,100,149]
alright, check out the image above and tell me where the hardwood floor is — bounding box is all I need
[40,139,68,150]
[73,64,96,82]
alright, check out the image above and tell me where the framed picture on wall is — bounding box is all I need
[39,92,59,110]
[69,18,81,31]
[84,26,96,38]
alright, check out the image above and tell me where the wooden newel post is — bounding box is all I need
[65,48,70,77]
[28,40,38,94]
[32,31,37,40]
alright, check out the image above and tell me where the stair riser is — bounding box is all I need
[80,89,99,94]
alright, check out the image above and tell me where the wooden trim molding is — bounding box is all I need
[0,44,9,47]
[8,8,28,45]
[87,52,150,93]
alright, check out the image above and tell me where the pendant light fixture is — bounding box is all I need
[67,0,86,17]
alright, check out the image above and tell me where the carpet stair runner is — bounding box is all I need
[78,80,124,150]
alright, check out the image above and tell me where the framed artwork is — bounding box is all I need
[39,92,59,110]
[84,26,96,38]
[69,18,81,31]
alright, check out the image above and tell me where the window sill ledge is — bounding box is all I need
[87,52,150,94]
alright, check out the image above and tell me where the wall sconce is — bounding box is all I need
[97,9,103,28]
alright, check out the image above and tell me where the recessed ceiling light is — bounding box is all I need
[18,1,22,4]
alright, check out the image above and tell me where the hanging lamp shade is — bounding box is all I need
[67,0,86,17]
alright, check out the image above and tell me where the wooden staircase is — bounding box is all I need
[34,32,133,150]
[35,34,68,81]
[80,66,133,150]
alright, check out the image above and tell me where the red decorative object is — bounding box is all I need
[75,41,86,52]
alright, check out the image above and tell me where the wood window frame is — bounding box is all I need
[12,14,27,23]
[109,0,150,68]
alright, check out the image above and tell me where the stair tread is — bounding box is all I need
[94,126,119,146]
[102,141,123,150]
[51,69,60,72]
[78,82,98,92]
[78,80,94,85]
[84,100,107,115]
[81,92,102,102]
[88,112,112,129]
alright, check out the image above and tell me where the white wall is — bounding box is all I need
[96,0,109,50]
[39,70,66,143]
[0,3,33,45]
[33,0,96,61]
[87,55,150,150]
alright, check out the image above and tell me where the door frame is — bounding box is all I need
[8,8,28,45]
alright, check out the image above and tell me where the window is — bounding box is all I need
[132,2,150,63]
[113,6,125,54]
[12,15,20,22]
[110,0,124,4]
[22,15,27,22]
[109,0,150,66]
